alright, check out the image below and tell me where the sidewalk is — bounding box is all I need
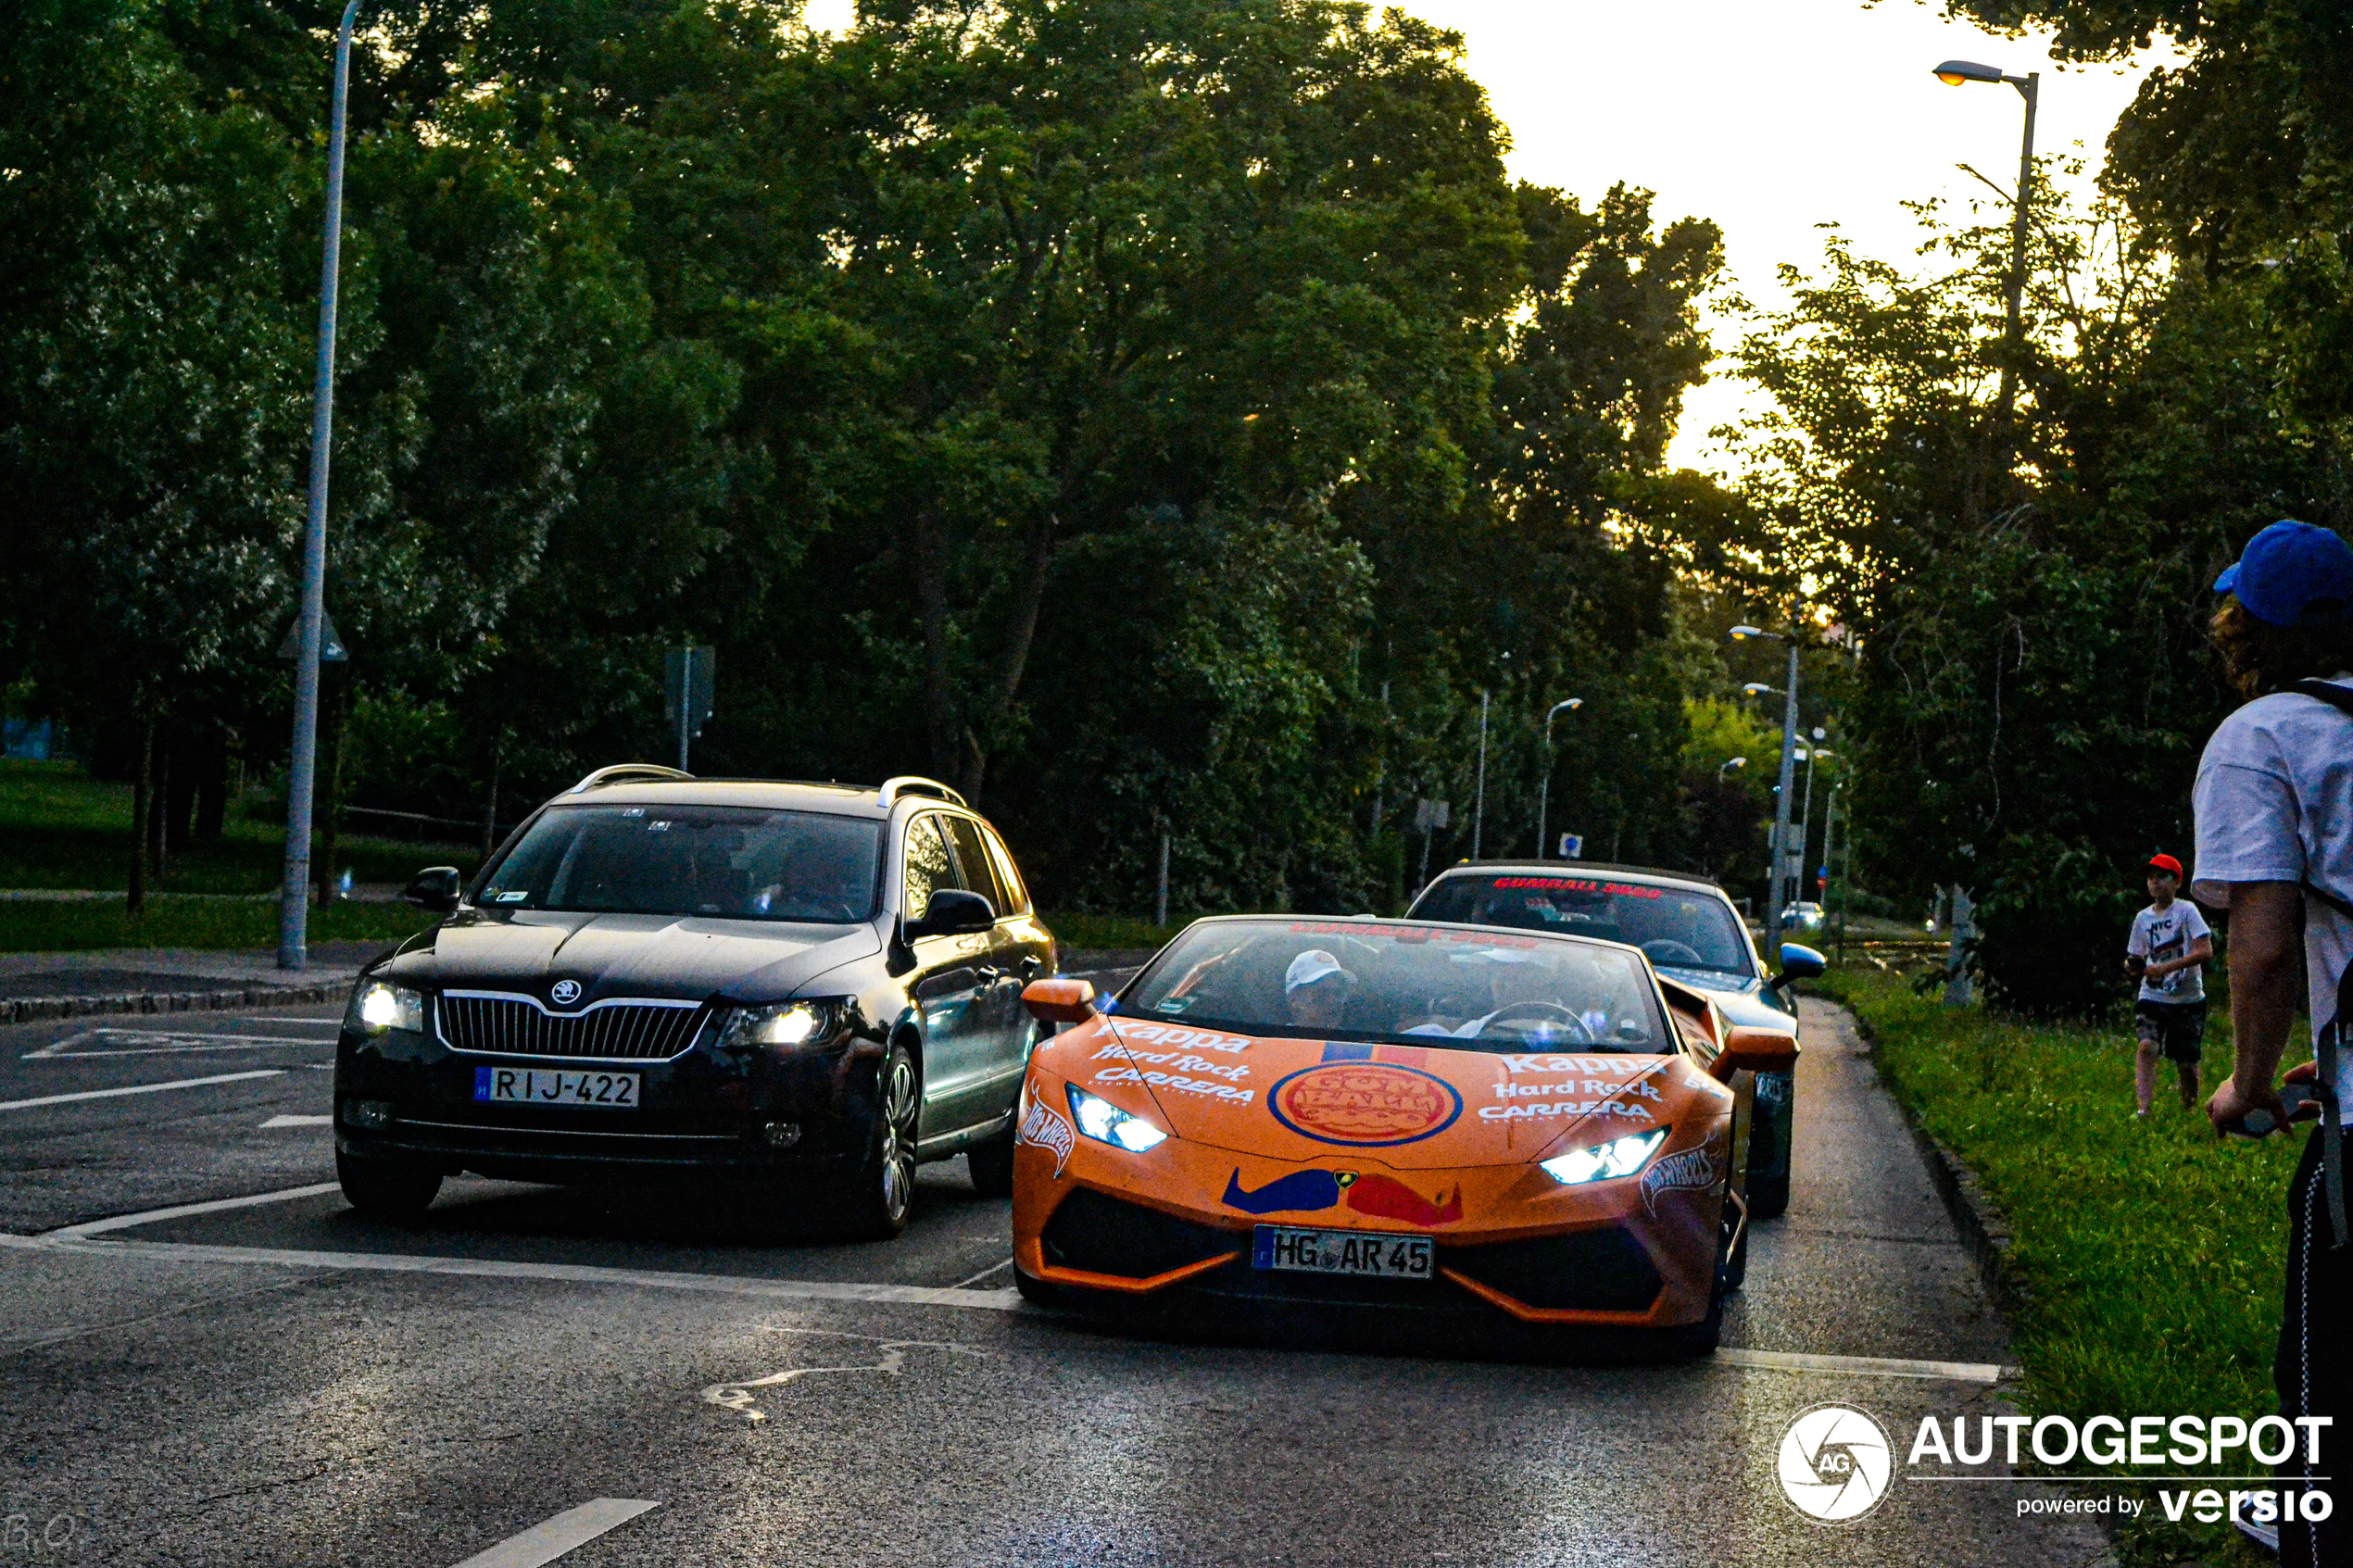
[0,942,381,1022]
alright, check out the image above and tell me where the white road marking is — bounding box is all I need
[259,1114,333,1129]
[950,1257,1015,1289]
[1715,1347,2009,1385]
[0,1231,1032,1311]
[705,1329,991,1422]
[447,1499,659,1568]
[26,1029,332,1060]
[0,1069,283,1111]
[48,1182,345,1238]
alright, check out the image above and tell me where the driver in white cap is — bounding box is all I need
[1285,949,1356,1032]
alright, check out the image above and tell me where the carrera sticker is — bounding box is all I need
[1016,1096,1075,1177]
[1267,1062,1464,1147]
[1092,1065,1254,1103]
[1639,1145,1718,1214]
[1478,1099,1656,1123]
[1220,1168,1463,1225]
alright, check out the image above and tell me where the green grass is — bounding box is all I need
[1822,967,2292,1565]
[1047,913,1184,951]
[0,897,438,955]
[0,759,479,895]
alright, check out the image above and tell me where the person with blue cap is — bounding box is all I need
[2196,518,2353,1566]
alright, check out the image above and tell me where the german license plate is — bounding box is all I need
[1252,1225,1433,1280]
[473,1067,638,1109]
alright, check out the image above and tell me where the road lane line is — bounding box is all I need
[447,1499,659,1568]
[950,1257,1015,1288]
[259,1114,333,1128]
[0,1232,1030,1311]
[1715,1347,2008,1384]
[47,1182,345,1238]
[26,1030,332,1060]
[0,1070,283,1111]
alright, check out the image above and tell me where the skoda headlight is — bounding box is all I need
[1540,1127,1667,1185]
[717,1000,846,1052]
[346,980,425,1035]
[1065,1085,1168,1153]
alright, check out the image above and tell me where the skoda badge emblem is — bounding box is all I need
[549,979,582,1006]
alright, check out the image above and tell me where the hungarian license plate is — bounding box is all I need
[473,1067,638,1109]
[1252,1225,1433,1280]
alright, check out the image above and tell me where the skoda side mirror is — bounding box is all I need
[403,866,462,914]
[1774,942,1827,991]
[906,888,996,941]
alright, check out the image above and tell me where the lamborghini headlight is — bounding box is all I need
[346,980,425,1035]
[1540,1127,1668,1185]
[1065,1085,1168,1153]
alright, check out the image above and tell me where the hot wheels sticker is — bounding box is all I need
[1016,1096,1076,1178]
[1267,1062,1463,1147]
[1639,1145,1718,1214]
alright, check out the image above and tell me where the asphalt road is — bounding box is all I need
[0,995,2116,1566]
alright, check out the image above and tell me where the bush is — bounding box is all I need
[1971,835,2141,1019]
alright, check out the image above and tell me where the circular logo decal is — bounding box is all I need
[1267,1062,1463,1148]
[548,979,582,1006]
[1776,1403,1894,1524]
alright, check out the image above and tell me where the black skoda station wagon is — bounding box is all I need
[333,767,1055,1237]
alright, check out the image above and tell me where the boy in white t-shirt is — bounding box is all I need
[2127,852,2212,1115]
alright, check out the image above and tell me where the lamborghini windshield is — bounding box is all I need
[1122,919,1670,1053]
[1412,872,1755,978]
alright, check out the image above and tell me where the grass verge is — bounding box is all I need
[1820,966,2292,1565]
[0,897,434,955]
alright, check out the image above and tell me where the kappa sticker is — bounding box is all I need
[1267,1062,1463,1147]
[1639,1145,1718,1214]
[1016,1094,1076,1178]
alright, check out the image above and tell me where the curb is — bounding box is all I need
[1,980,348,1025]
[1843,1006,2027,1317]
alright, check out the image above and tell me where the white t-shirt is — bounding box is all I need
[2192,675,2353,1113]
[2128,900,2210,1004]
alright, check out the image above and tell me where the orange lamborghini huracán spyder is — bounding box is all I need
[1007,915,1793,1353]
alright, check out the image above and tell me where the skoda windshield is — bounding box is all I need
[476,804,881,922]
[1414,872,1755,979]
[1122,919,1670,1053]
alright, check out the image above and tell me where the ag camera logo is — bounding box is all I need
[1778,1402,1894,1524]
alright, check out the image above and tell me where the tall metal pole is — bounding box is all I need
[1766,639,1800,962]
[1470,690,1489,861]
[1992,72,2039,448]
[1534,697,1580,860]
[1795,749,1818,894]
[279,0,363,972]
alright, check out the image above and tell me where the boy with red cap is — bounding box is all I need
[2126,852,2212,1114]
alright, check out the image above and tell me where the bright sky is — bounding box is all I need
[800,0,2173,474]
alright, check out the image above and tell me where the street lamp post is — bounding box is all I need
[1731,624,1801,960]
[1932,58,2039,487]
[1534,697,1582,859]
[279,0,365,972]
[1796,738,1832,895]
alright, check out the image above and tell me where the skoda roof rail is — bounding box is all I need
[567,763,696,795]
[878,775,967,809]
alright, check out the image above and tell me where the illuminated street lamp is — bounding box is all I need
[1535,697,1582,859]
[1718,756,1746,781]
[1931,57,2040,475]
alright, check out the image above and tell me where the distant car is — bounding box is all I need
[333,767,1054,1238]
[1010,915,1792,1353]
[1406,863,1821,1220]
[1780,902,1827,933]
